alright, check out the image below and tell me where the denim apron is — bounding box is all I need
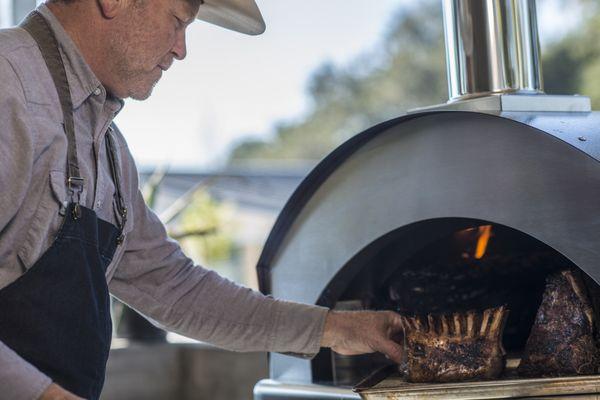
[0,11,128,400]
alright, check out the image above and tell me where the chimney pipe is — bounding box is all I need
[442,0,544,102]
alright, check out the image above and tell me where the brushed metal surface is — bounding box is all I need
[254,379,360,400]
[443,0,543,100]
[410,94,591,113]
[268,112,600,302]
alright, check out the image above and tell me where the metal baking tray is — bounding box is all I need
[353,362,600,400]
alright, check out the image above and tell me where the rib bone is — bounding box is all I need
[403,306,508,383]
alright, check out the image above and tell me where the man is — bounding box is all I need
[0,0,404,399]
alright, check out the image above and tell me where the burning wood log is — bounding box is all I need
[402,306,508,383]
[518,270,599,377]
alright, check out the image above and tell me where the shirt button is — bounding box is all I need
[93,87,102,96]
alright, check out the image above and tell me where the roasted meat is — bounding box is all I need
[402,306,508,383]
[518,270,599,377]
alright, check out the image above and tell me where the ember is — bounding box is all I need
[474,225,492,259]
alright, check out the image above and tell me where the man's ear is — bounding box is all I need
[97,0,126,19]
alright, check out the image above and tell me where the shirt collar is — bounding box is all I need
[36,4,124,114]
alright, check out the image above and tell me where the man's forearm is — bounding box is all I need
[111,259,330,355]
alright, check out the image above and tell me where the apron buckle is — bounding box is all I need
[68,176,84,202]
[67,177,84,220]
[68,176,84,190]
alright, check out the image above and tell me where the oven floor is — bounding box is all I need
[354,360,600,400]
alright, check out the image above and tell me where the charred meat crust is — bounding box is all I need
[518,270,599,377]
[402,306,509,383]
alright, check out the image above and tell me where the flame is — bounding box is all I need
[474,225,492,259]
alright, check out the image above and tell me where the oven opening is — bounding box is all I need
[311,218,600,387]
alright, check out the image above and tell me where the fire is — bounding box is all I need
[475,225,493,259]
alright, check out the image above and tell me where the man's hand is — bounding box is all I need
[39,383,85,400]
[321,310,404,363]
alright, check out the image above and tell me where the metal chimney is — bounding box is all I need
[412,0,589,112]
[443,0,543,101]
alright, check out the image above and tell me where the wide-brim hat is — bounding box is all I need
[196,0,265,35]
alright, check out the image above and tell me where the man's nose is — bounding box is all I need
[172,30,188,60]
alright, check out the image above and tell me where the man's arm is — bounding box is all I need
[0,54,61,400]
[0,341,54,400]
[109,185,329,355]
[0,55,34,235]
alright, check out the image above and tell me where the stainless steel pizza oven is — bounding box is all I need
[254,1,600,399]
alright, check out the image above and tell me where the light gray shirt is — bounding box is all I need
[0,5,328,400]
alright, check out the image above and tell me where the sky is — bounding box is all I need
[111,0,583,172]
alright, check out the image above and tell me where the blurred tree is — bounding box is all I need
[229,0,600,163]
[177,190,235,265]
[543,1,600,108]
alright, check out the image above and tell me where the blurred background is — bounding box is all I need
[2,0,600,398]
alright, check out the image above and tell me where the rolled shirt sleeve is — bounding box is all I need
[109,164,329,355]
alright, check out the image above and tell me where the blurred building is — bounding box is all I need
[140,166,310,289]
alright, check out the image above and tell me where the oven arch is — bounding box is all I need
[258,111,600,383]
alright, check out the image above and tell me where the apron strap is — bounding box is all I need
[105,125,128,245]
[20,11,84,214]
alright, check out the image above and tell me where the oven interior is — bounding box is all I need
[310,218,600,387]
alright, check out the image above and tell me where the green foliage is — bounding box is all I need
[229,0,600,163]
[177,190,235,264]
[542,2,600,108]
[141,169,235,266]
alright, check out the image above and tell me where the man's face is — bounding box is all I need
[107,0,199,100]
